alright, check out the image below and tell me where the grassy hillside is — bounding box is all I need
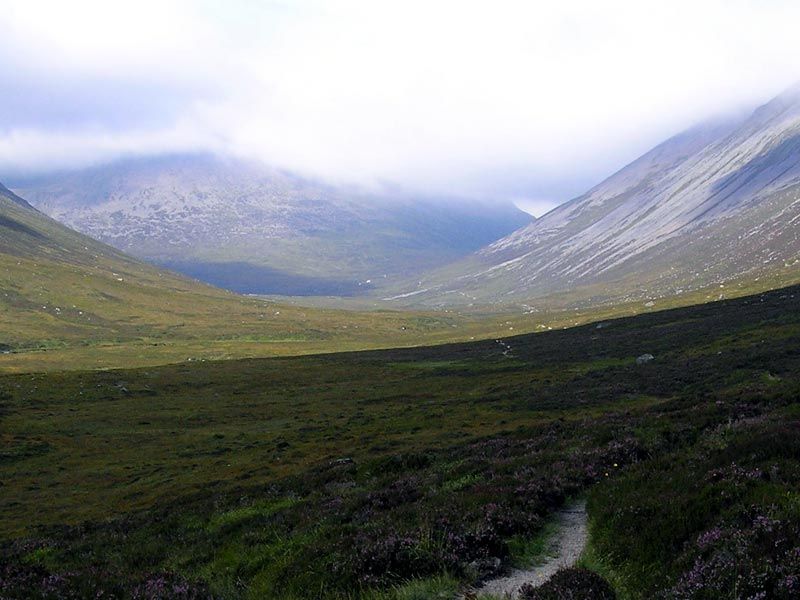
[5,184,800,376]
[1,284,798,598]
[0,188,530,372]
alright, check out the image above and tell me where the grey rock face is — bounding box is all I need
[395,85,800,307]
[11,154,531,294]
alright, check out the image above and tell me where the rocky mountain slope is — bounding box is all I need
[11,155,531,295]
[0,181,289,350]
[390,85,800,307]
[0,184,546,372]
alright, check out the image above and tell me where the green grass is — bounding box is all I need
[207,497,300,533]
[386,575,459,600]
[578,537,636,600]
[0,192,529,372]
[2,284,800,598]
[4,188,800,375]
[587,406,800,599]
[507,519,561,570]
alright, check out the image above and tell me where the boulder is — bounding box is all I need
[636,353,655,365]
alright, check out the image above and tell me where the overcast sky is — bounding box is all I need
[2,0,800,215]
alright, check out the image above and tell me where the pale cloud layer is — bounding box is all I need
[2,0,800,204]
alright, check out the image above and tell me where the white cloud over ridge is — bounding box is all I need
[2,0,800,203]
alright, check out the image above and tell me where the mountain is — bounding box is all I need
[10,154,531,295]
[389,85,800,307]
[0,181,288,353]
[0,182,32,209]
[0,183,545,372]
[1,181,172,282]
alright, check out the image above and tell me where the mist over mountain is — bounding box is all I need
[388,85,800,307]
[11,154,531,295]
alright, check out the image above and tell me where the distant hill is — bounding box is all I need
[0,184,539,372]
[390,86,800,307]
[11,154,531,295]
[0,181,255,352]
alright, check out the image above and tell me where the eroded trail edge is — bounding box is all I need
[475,500,588,599]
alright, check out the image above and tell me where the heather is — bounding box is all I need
[1,286,799,598]
[589,411,800,598]
[519,567,616,599]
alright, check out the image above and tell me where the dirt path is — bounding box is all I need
[473,500,588,599]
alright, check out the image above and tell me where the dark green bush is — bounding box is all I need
[519,567,616,599]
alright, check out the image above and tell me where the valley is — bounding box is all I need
[2,8,800,598]
[1,284,798,598]
[0,183,533,373]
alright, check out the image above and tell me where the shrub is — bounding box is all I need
[0,562,122,599]
[519,567,616,600]
[0,562,215,600]
[668,514,800,600]
[131,572,216,600]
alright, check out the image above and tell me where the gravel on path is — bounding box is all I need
[472,500,588,599]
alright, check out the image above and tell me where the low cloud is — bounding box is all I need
[2,0,800,203]
[513,199,561,219]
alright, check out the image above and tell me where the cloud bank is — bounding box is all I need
[2,0,800,205]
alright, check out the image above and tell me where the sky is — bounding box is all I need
[2,1,800,215]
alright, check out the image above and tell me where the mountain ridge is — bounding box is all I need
[0,182,32,209]
[0,183,556,373]
[388,86,800,307]
[10,154,532,295]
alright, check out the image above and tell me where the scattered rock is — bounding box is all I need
[636,353,655,365]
